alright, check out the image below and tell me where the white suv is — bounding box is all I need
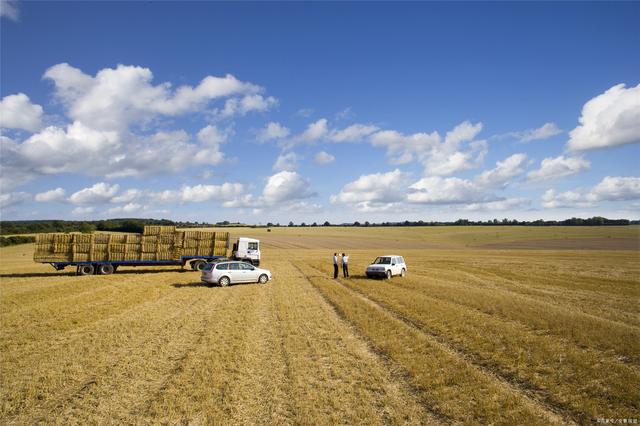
[366,255,407,279]
[201,261,272,287]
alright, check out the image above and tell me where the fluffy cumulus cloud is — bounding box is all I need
[273,152,299,171]
[217,94,277,119]
[527,155,590,181]
[68,182,120,205]
[0,191,31,209]
[314,151,335,165]
[370,121,487,176]
[567,83,640,151]
[541,176,640,208]
[262,171,315,205]
[257,122,290,142]
[283,119,377,147]
[407,176,493,204]
[475,153,527,188]
[1,63,273,188]
[330,169,410,212]
[0,94,44,132]
[35,187,66,202]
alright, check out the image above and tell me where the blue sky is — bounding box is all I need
[1,1,639,223]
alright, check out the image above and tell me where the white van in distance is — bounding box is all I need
[366,255,407,279]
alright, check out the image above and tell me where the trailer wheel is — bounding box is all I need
[219,276,230,287]
[191,260,206,271]
[77,264,95,276]
[98,264,114,275]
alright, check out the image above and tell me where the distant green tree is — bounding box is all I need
[79,223,96,234]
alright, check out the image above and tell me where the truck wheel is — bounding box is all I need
[191,260,206,271]
[219,276,230,287]
[77,264,95,276]
[386,270,392,280]
[258,274,268,284]
[98,264,114,275]
[401,268,406,277]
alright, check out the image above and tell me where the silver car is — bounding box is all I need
[201,261,272,287]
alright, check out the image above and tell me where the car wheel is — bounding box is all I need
[401,268,406,277]
[98,263,114,275]
[77,264,95,276]
[192,260,206,271]
[258,274,268,284]
[386,270,392,280]
[219,276,230,287]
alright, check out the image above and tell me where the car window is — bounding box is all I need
[203,263,214,271]
[391,258,396,265]
[399,257,405,264]
[240,263,254,270]
[216,263,229,270]
[228,263,240,270]
[374,257,391,264]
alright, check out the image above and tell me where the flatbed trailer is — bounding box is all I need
[50,255,227,275]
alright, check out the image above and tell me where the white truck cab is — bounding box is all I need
[233,237,261,266]
[366,255,407,279]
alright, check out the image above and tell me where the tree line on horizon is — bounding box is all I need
[0,216,636,237]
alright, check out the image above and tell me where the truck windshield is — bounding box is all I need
[373,257,391,265]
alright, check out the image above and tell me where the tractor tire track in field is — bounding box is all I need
[299,263,576,425]
[288,262,450,424]
[386,269,640,367]
[2,285,231,423]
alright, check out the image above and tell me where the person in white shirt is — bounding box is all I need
[333,253,338,278]
[342,253,349,278]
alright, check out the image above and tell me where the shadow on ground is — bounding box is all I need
[0,268,190,279]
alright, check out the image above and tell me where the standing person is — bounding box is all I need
[333,253,338,279]
[342,253,349,278]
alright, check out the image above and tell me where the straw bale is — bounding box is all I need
[35,234,53,244]
[182,248,197,257]
[109,234,127,244]
[184,239,199,248]
[157,243,173,252]
[141,243,157,253]
[141,236,158,244]
[157,251,174,260]
[109,243,126,253]
[73,253,90,262]
[143,225,176,235]
[126,243,141,253]
[73,234,93,244]
[141,253,157,261]
[53,234,73,244]
[123,252,140,261]
[73,243,92,253]
[94,233,111,244]
[126,234,142,244]
[159,234,176,244]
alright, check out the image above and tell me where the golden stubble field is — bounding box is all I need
[0,226,638,424]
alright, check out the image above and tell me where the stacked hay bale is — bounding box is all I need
[33,226,229,263]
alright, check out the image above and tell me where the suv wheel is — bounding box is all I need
[400,268,406,277]
[386,270,392,280]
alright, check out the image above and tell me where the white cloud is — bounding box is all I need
[330,169,410,211]
[262,171,315,205]
[107,203,144,215]
[43,63,261,131]
[0,93,44,132]
[273,152,299,171]
[296,118,328,143]
[567,83,640,151]
[587,176,640,202]
[257,122,290,142]
[527,155,590,181]
[495,122,562,143]
[408,176,492,204]
[179,183,246,203]
[68,182,119,205]
[541,176,640,209]
[475,153,527,188]
[329,123,379,142]
[314,151,335,165]
[110,189,143,204]
[0,191,30,208]
[0,0,19,21]
[461,198,531,211]
[369,121,487,176]
[541,189,592,209]
[34,187,66,202]
[336,106,354,121]
[71,206,95,216]
[295,108,313,118]
[217,94,277,119]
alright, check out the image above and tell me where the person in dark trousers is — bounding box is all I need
[342,253,349,278]
[333,253,338,278]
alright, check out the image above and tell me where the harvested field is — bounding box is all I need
[1,226,638,424]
